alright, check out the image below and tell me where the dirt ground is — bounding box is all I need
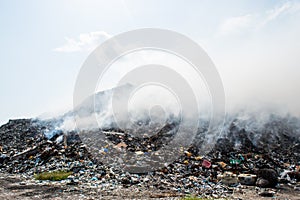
[0,173,299,200]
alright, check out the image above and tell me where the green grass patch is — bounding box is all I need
[34,170,72,181]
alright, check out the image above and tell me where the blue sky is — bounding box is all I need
[1,0,300,124]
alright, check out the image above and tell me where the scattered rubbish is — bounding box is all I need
[195,156,203,161]
[135,151,144,155]
[0,154,7,163]
[55,135,64,144]
[184,151,192,157]
[91,176,98,181]
[202,159,211,168]
[0,117,299,199]
[217,172,238,185]
[230,159,241,165]
[115,142,128,149]
[217,161,227,169]
[238,174,257,185]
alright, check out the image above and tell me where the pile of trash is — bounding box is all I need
[0,116,299,198]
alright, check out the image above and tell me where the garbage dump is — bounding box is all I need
[0,116,299,199]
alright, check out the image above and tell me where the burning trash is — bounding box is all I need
[0,109,300,199]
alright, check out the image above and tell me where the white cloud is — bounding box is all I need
[261,2,293,26]
[219,14,255,35]
[54,31,112,52]
[218,1,300,36]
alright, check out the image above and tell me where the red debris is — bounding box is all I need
[202,159,211,168]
